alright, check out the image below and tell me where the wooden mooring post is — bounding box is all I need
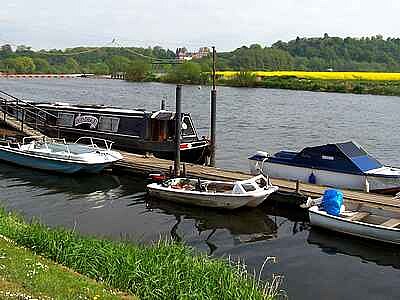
[210,46,217,167]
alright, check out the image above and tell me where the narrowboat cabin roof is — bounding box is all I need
[34,102,150,115]
[254,141,383,175]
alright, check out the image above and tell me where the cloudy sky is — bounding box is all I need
[1,0,399,51]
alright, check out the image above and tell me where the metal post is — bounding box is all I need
[3,99,6,122]
[174,85,182,177]
[182,163,186,177]
[210,46,217,166]
[21,110,24,132]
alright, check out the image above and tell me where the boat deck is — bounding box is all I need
[115,151,400,212]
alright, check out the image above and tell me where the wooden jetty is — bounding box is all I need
[115,151,400,212]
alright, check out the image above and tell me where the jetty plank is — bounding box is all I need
[115,151,400,211]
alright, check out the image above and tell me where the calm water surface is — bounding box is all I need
[0,79,399,299]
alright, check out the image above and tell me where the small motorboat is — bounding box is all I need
[249,141,400,194]
[308,189,400,245]
[0,136,123,174]
[147,174,279,210]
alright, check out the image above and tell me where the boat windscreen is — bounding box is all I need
[336,141,382,172]
[336,141,368,157]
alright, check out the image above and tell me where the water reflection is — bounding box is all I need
[0,162,123,203]
[307,228,400,269]
[145,197,277,253]
[144,196,311,254]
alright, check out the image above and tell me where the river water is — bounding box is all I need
[0,79,399,299]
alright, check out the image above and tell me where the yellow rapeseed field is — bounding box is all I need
[216,71,400,81]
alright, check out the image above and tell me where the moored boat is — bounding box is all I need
[0,99,211,164]
[146,174,279,210]
[0,136,122,174]
[249,141,400,194]
[309,205,400,245]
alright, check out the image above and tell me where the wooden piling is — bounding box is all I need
[210,46,217,167]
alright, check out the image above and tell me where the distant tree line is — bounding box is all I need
[0,44,175,75]
[2,34,400,80]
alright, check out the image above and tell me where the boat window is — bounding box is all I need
[118,117,145,137]
[241,183,257,192]
[337,142,367,157]
[98,116,120,132]
[57,112,74,127]
[182,116,195,136]
[322,155,334,160]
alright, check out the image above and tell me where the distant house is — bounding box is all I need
[192,47,210,59]
[176,47,211,61]
[176,47,192,61]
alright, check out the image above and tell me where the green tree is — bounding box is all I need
[85,62,110,75]
[164,61,202,84]
[125,60,151,81]
[107,56,131,73]
[4,57,36,73]
[64,57,81,73]
[33,58,51,73]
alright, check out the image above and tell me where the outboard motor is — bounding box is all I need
[248,151,269,175]
[148,173,167,183]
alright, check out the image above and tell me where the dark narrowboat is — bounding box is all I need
[17,102,211,164]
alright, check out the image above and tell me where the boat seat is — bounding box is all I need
[346,212,370,222]
[380,218,400,228]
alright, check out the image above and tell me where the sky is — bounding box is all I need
[1,0,400,52]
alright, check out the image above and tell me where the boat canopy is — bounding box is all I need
[267,141,383,175]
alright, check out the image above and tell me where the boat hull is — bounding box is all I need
[309,206,400,245]
[252,160,400,193]
[43,127,210,164]
[246,186,279,207]
[0,147,112,174]
[147,184,267,210]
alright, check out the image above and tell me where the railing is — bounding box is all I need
[0,90,58,134]
[75,136,114,151]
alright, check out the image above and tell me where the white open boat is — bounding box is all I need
[309,204,400,245]
[147,174,279,210]
[0,136,123,174]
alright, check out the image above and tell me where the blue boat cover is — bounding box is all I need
[321,189,343,216]
[262,141,383,175]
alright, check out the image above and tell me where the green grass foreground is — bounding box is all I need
[0,209,282,299]
[0,235,135,299]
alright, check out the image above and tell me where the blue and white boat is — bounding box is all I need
[249,141,400,194]
[0,136,122,174]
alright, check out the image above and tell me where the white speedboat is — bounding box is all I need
[0,136,123,174]
[309,204,400,245]
[147,174,279,210]
[249,141,400,194]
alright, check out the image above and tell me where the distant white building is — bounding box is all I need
[176,47,210,61]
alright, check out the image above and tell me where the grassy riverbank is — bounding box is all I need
[217,74,400,96]
[261,77,400,96]
[0,235,134,299]
[0,209,281,299]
